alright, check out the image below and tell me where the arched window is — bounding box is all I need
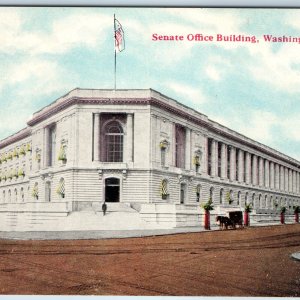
[196,184,201,202]
[220,188,224,204]
[161,179,169,200]
[259,194,262,208]
[237,191,241,206]
[56,178,65,199]
[209,187,214,202]
[2,191,5,203]
[32,183,39,200]
[264,195,268,208]
[21,188,24,202]
[14,188,17,203]
[8,190,11,203]
[104,121,124,162]
[245,192,249,206]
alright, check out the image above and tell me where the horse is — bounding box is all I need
[216,215,236,230]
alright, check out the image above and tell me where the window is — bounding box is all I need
[21,188,24,202]
[237,191,241,206]
[245,192,248,206]
[161,179,169,200]
[175,125,186,168]
[235,150,239,181]
[180,183,187,204]
[32,183,39,200]
[220,189,224,204]
[104,121,124,162]
[217,143,222,177]
[207,138,213,176]
[196,184,201,202]
[14,188,17,202]
[56,178,65,199]
[49,125,56,167]
[209,187,214,202]
[227,146,231,179]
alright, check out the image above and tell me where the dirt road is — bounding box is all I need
[0,224,299,296]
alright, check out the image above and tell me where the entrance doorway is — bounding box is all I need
[105,178,120,202]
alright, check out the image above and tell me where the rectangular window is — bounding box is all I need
[207,138,213,176]
[175,125,186,169]
[217,143,222,177]
[243,152,246,182]
[235,150,239,181]
[227,146,231,179]
[48,125,56,167]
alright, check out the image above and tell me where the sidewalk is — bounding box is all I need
[0,223,292,240]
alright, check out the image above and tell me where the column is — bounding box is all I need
[245,152,251,184]
[280,166,284,191]
[211,139,216,177]
[265,160,269,188]
[275,164,280,190]
[44,126,50,167]
[289,169,293,192]
[238,149,244,182]
[258,157,264,186]
[230,146,236,181]
[285,167,289,192]
[221,143,227,179]
[185,128,191,170]
[252,155,258,186]
[296,172,299,194]
[126,114,133,163]
[270,162,274,189]
[93,113,100,161]
[293,170,296,193]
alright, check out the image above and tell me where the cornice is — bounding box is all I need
[0,128,31,150]
[22,92,300,169]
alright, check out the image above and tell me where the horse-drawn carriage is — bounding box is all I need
[216,211,243,229]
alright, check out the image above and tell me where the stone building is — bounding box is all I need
[0,88,299,230]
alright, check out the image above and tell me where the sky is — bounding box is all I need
[0,7,300,160]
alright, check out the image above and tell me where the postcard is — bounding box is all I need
[0,6,299,297]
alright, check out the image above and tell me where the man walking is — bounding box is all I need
[102,202,107,216]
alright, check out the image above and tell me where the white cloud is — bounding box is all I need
[0,11,111,55]
[0,58,70,97]
[166,81,207,107]
[247,42,300,93]
[205,65,221,81]
[213,109,279,145]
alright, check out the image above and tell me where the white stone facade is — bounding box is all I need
[0,88,299,230]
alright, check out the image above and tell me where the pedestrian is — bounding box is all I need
[102,202,107,216]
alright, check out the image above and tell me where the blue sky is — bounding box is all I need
[0,7,300,160]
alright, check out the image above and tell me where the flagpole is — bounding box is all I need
[114,14,116,90]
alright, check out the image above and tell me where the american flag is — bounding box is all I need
[114,19,125,52]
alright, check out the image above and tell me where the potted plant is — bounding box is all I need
[31,185,39,200]
[18,168,25,178]
[159,140,168,149]
[226,192,233,205]
[280,206,286,224]
[26,143,32,153]
[12,148,19,159]
[294,206,300,223]
[244,203,252,226]
[19,145,26,156]
[201,198,214,230]
[58,145,67,164]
